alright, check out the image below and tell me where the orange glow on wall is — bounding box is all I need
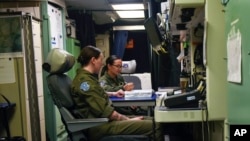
[126,39,134,48]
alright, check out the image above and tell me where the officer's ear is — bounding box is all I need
[107,63,112,69]
[90,56,97,65]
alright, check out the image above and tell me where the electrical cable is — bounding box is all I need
[200,100,205,141]
[206,103,210,141]
[200,99,210,141]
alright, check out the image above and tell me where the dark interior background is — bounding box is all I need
[69,0,181,90]
[122,30,150,73]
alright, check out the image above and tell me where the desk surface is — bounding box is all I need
[110,94,156,116]
[110,94,156,107]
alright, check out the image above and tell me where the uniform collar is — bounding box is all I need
[104,71,117,80]
[77,68,98,78]
[104,71,123,82]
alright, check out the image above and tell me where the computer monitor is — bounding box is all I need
[144,17,163,49]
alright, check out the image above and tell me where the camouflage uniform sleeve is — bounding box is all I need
[75,80,114,118]
[99,77,124,91]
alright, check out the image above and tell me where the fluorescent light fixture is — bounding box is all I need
[113,25,145,30]
[111,4,144,10]
[116,11,144,18]
[111,3,145,18]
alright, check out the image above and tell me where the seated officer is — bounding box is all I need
[71,45,163,141]
[99,55,147,115]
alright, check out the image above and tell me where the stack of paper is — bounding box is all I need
[124,89,153,98]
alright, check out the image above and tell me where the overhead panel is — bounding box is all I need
[169,0,205,35]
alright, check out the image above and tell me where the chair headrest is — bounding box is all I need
[42,48,75,74]
[121,60,136,74]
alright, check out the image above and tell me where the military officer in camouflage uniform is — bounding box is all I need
[99,71,130,91]
[99,55,146,115]
[99,55,134,92]
[71,45,163,141]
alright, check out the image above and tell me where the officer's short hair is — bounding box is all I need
[77,45,101,66]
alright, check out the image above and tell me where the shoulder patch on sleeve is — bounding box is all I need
[99,80,106,87]
[80,82,90,91]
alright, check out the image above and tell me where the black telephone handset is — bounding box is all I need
[164,79,206,108]
[196,79,206,99]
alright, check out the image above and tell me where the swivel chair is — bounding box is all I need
[42,48,149,141]
[121,60,142,90]
[121,60,136,74]
[123,75,142,90]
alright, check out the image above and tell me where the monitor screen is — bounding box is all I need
[144,17,163,48]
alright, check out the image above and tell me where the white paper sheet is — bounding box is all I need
[0,58,16,84]
[227,26,242,83]
[124,89,153,98]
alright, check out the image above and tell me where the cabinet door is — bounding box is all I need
[226,0,250,124]
[46,4,68,141]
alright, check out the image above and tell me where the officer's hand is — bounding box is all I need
[115,89,124,97]
[129,116,144,121]
[123,82,134,91]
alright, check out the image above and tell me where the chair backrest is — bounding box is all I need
[123,75,142,89]
[43,48,87,140]
[121,60,136,74]
[130,73,152,89]
[43,48,76,110]
[46,74,76,116]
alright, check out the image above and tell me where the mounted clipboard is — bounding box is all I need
[226,21,242,83]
